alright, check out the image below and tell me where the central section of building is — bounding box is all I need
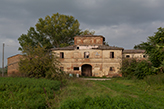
[52,35,124,77]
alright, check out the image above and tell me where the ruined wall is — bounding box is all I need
[74,36,104,45]
[7,54,22,76]
[53,49,122,77]
[123,53,147,59]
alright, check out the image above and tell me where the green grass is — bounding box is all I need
[1,76,164,108]
[0,77,61,108]
[54,78,164,109]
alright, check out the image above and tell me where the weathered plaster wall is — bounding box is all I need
[7,54,22,76]
[123,53,146,59]
[53,49,122,77]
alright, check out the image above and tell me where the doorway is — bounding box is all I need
[81,64,92,76]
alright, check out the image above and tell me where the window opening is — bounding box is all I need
[84,52,90,58]
[60,67,64,71]
[143,55,146,58]
[126,55,130,58]
[60,52,64,58]
[110,67,115,71]
[110,52,114,58]
[74,67,79,70]
[77,47,79,49]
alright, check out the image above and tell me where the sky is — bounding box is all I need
[1,0,164,67]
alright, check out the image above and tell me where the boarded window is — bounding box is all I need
[110,67,115,71]
[60,52,64,58]
[126,55,130,58]
[84,52,90,58]
[60,67,64,71]
[110,52,114,58]
[74,67,79,70]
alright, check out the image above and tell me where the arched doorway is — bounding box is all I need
[81,64,92,76]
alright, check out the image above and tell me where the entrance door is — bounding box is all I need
[82,64,92,76]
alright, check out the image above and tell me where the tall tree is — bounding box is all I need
[18,13,81,51]
[134,27,164,67]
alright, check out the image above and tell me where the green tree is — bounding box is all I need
[18,13,81,51]
[134,27,164,67]
[19,44,65,80]
[80,29,95,35]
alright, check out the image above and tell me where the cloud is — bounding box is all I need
[1,0,164,67]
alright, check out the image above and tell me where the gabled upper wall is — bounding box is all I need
[74,35,105,45]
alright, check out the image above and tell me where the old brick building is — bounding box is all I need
[7,35,147,77]
[7,54,22,76]
[52,35,124,77]
[123,49,146,59]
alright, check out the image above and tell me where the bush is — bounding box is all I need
[19,45,66,81]
[0,77,61,108]
[121,58,138,79]
[59,96,152,109]
[134,60,152,79]
[121,58,153,79]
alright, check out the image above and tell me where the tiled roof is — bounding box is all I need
[92,45,124,50]
[123,49,145,53]
[51,45,124,50]
[7,54,22,59]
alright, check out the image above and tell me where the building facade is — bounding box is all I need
[123,49,146,59]
[52,35,124,77]
[7,35,147,77]
[7,54,22,76]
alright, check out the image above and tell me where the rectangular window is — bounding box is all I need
[60,52,64,58]
[74,67,79,70]
[110,67,115,71]
[110,52,114,58]
[77,47,79,49]
[60,67,64,71]
[126,55,130,58]
[84,52,89,58]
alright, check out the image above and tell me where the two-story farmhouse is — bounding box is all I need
[7,35,147,77]
[51,35,124,77]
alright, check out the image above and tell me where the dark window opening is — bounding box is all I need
[143,55,146,58]
[110,52,114,58]
[77,47,79,49]
[126,55,130,58]
[74,67,79,70]
[60,67,64,71]
[84,52,90,58]
[60,52,64,58]
[110,67,115,71]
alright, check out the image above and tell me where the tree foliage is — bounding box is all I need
[19,45,64,80]
[18,13,81,51]
[134,27,164,67]
[80,29,95,35]
[121,58,152,79]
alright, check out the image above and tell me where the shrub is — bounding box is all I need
[19,45,67,81]
[121,58,138,78]
[134,60,152,79]
[121,58,153,79]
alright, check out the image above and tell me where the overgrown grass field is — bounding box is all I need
[0,75,164,108]
[55,76,164,109]
[0,77,61,108]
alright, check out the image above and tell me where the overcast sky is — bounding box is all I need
[1,0,164,67]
